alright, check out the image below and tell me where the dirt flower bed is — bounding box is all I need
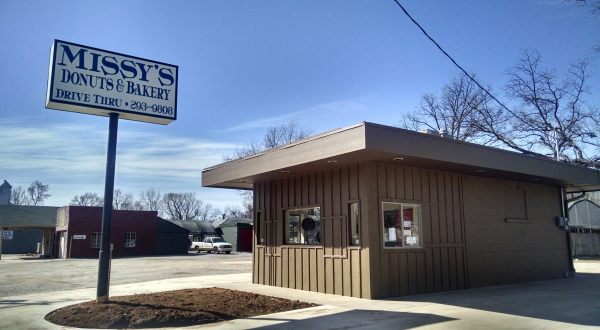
[45,287,316,329]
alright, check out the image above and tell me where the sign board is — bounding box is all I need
[73,234,87,240]
[2,230,13,240]
[46,40,178,125]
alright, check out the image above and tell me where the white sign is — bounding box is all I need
[46,40,178,125]
[73,234,86,240]
[2,230,13,240]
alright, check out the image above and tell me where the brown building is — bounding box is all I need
[202,122,600,299]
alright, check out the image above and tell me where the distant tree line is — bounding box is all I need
[70,188,247,223]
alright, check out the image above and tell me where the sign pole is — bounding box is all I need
[96,113,119,303]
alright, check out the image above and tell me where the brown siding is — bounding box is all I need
[366,163,467,298]
[252,164,371,298]
[462,176,569,287]
[252,162,569,299]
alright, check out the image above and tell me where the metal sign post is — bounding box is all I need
[96,113,119,303]
[45,40,178,303]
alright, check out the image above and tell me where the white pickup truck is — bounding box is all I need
[191,236,233,254]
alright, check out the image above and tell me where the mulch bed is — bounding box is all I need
[45,287,316,329]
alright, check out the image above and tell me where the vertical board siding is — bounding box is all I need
[373,164,467,298]
[253,162,466,299]
[462,176,568,288]
[253,165,370,298]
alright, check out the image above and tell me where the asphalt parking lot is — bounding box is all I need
[0,252,252,298]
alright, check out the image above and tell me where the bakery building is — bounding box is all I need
[202,122,600,299]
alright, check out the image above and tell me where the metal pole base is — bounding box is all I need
[96,295,109,303]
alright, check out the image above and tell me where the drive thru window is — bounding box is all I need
[285,206,321,245]
[382,202,421,248]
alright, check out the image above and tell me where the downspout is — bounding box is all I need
[560,187,575,276]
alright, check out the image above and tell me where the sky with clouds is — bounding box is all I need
[0,0,598,209]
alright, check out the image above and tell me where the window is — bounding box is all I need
[349,202,360,246]
[124,232,136,248]
[256,211,265,245]
[90,232,101,248]
[382,202,421,248]
[286,207,320,245]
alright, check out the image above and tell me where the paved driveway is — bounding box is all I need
[0,252,252,297]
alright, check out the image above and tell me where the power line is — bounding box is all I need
[391,0,513,114]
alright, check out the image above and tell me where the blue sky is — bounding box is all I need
[1,0,599,209]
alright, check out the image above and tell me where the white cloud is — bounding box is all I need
[0,121,240,207]
[219,97,367,132]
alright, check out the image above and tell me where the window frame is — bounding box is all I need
[90,232,101,249]
[124,232,136,248]
[255,209,266,246]
[283,205,322,246]
[380,200,423,250]
[348,200,361,247]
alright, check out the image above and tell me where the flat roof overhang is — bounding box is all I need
[202,122,600,193]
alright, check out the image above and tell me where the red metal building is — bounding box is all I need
[55,206,158,258]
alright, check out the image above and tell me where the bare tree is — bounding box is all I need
[405,51,599,168]
[476,50,599,166]
[224,121,311,162]
[162,192,213,221]
[113,189,134,210]
[224,121,311,218]
[10,186,31,205]
[26,181,50,206]
[137,188,163,211]
[198,203,221,222]
[223,142,263,162]
[573,0,600,14]
[223,205,247,218]
[70,192,104,206]
[263,121,311,149]
[402,73,491,142]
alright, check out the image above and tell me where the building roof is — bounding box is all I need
[0,205,59,229]
[202,122,600,193]
[156,217,191,233]
[568,199,600,229]
[218,217,253,228]
[167,219,216,234]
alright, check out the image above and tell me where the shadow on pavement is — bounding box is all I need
[252,309,456,329]
[0,298,79,310]
[390,274,600,327]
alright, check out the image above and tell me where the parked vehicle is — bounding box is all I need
[191,236,233,254]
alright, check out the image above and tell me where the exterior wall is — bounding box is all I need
[222,224,253,252]
[1,229,43,254]
[56,206,157,258]
[221,226,237,251]
[253,164,371,298]
[462,176,568,287]
[366,163,466,298]
[155,218,189,255]
[238,225,253,252]
[253,162,569,299]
